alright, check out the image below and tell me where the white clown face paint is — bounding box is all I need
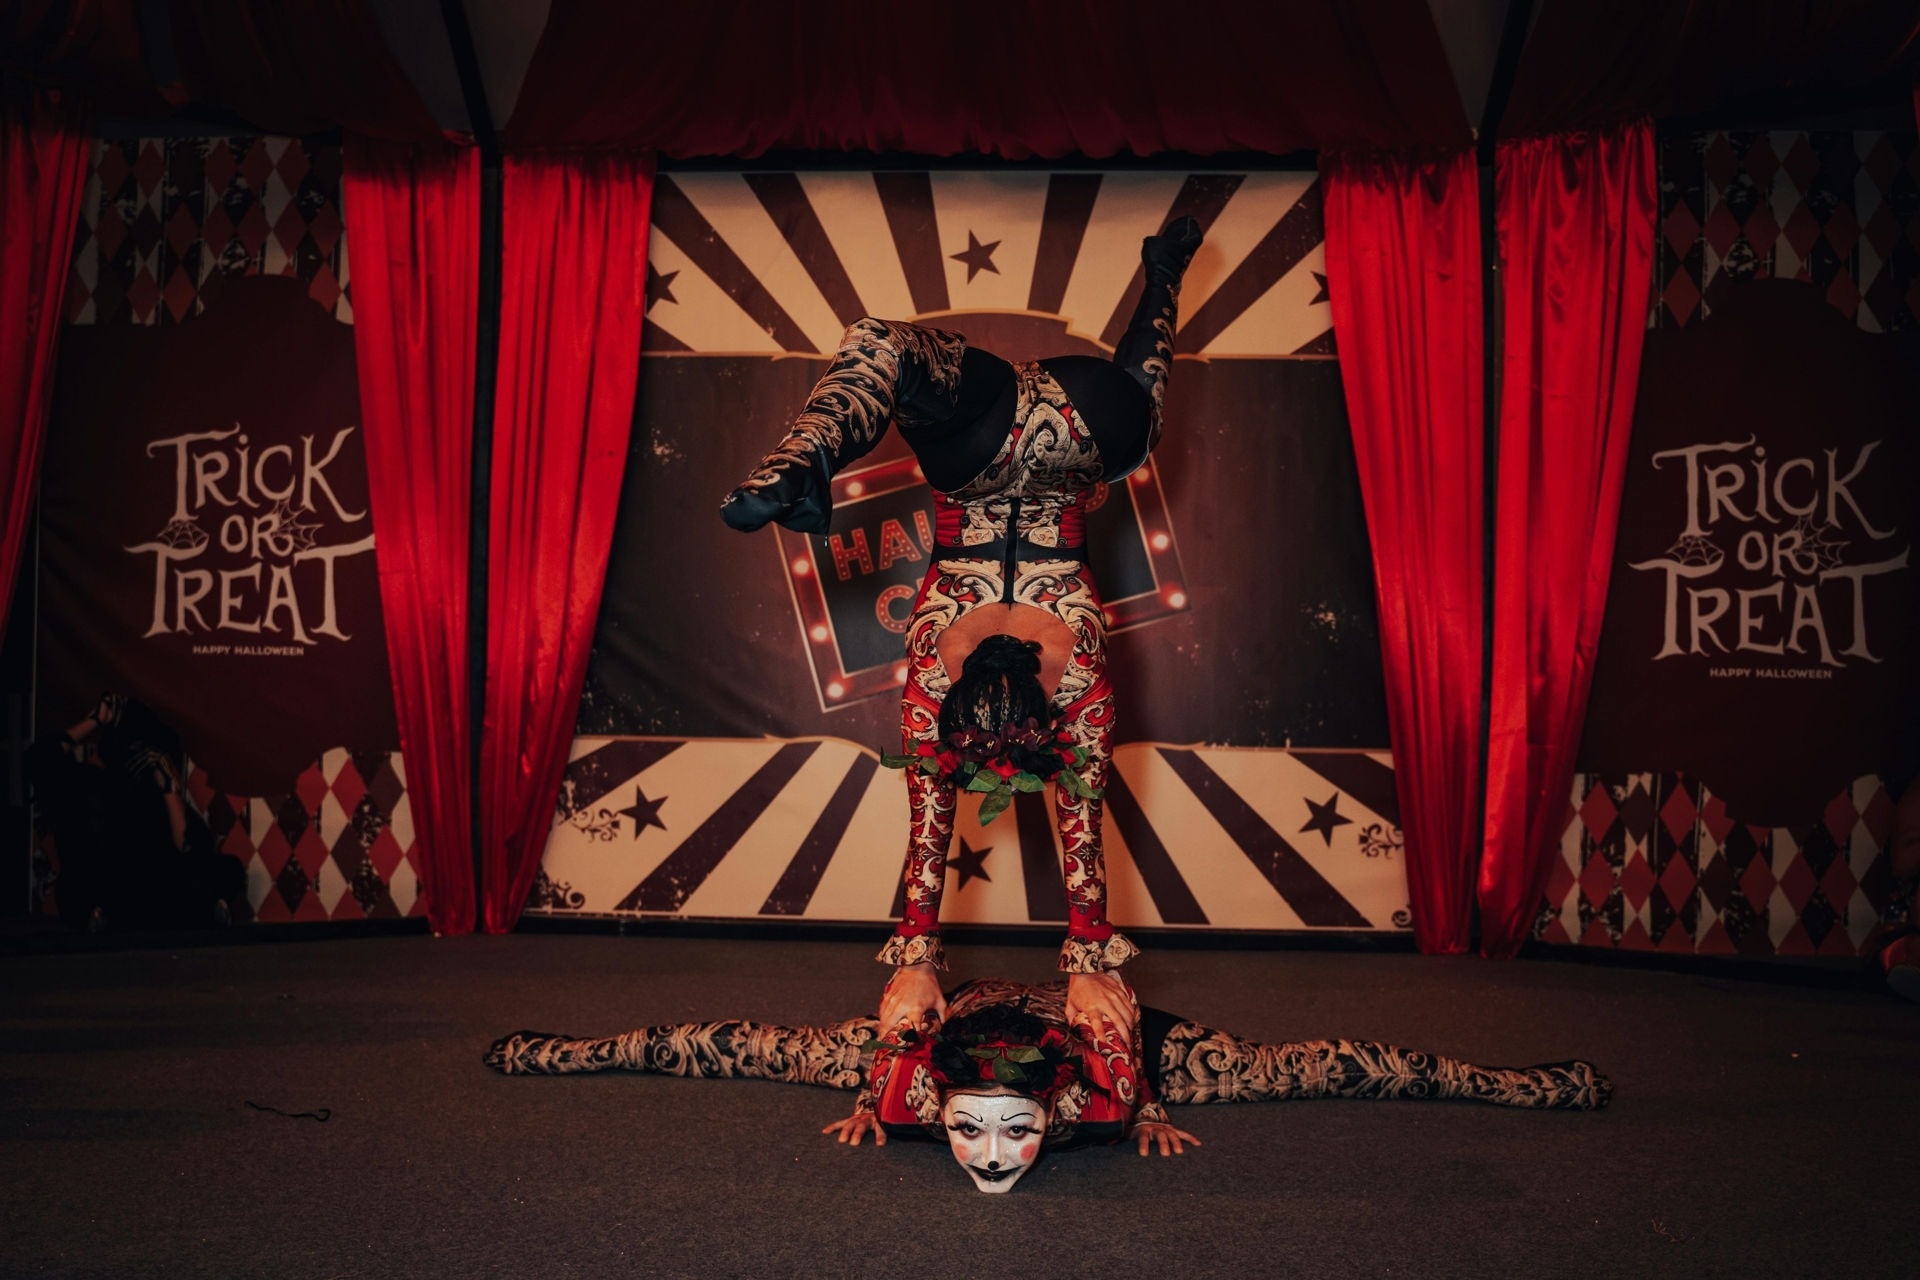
[941,1091,1046,1193]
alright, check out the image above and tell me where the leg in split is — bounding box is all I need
[485,1017,879,1090]
[1154,1022,1612,1111]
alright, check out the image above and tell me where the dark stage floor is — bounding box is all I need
[3,933,1917,1279]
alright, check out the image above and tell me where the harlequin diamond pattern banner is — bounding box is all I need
[530,737,1408,933]
[34,135,411,926]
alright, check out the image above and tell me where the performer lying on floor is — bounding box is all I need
[486,976,1611,1194]
[720,218,1206,1039]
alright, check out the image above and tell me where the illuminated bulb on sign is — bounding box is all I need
[810,624,829,643]
[846,480,865,497]
[1167,590,1187,608]
[826,680,846,698]
[792,558,811,576]
[1150,532,1170,551]
[894,664,908,684]
[1131,468,1151,484]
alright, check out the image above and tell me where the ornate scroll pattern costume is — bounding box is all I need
[485,978,1612,1154]
[881,363,1134,975]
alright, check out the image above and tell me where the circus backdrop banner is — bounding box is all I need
[35,136,423,924]
[1541,130,1920,960]
[530,167,1414,935]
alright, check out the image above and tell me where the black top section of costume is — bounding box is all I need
[903,350,1153,494]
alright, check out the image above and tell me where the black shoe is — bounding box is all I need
[1142,216,1203,285]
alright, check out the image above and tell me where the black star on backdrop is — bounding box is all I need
[645,264,679,313]
[952,838,993,889]
[950,231,1001,283]
[1299,793,1352,846]
[1309,271,1330,305]
[618,785,668,836]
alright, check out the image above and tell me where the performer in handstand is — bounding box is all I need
[487,975,1611,1195]
[721,217,1206,1039]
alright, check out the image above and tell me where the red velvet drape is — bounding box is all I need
[341,137,481,936]
[1322,150,1485,954]
[0,83,90,644]
[1478,123,1657,957]
[479,151,653,933]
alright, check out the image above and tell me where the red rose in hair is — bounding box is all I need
[987,757,1019,780]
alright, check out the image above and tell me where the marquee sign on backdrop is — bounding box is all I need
[35,137,421,924]
[538,168,1409,933]
[1543,131,1920,959]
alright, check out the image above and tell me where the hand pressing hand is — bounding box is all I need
[877,962,947,1038]
[1065,970,1135,1042]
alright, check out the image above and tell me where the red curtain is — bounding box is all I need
[479,151,653,933]
[0,83,90,644]
[505,0,1470,156]
[1321,150,1485,954]
[341,137,481,936]
[1478,123,1657,958]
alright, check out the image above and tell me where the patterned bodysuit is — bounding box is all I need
[485,977,1616,1147]
[724,225,1192,976]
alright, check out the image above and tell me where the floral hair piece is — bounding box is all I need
[880,716,1101,824]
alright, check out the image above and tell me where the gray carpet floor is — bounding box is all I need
[3,933,1917,1279]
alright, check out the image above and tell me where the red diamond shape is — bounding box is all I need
[133,140,165,194]
[237,202,271,258]
[330,762,368,817]
[1823,788,1860,846]
[1620,851,1656,910]
[126,266,160,323]
[1742,134,1780,190]
[241,137,274,193]
[1740,203,1780,267]
[1775,922,1814,956]
[307,202,342,258]
[1825,269,1860,320]
[96,141,131,193]
[1782,203,1821,260]
[1659,785,1698,844]
[1703,200,1741,256]
[1661,267,1701,327]
[1700,792,1736,844]
[1664,201,1701,257]
[254,891,292,923]
[1863,202,1900,259]
[1579,914,1614,947]
[1742,855,1777,911]
[1578,850,1616,907]
[293,888,329,922]
[1817,924,1858,958]
[1577,781,1618,839]
[203,139,237,194]
[1820,857,1858,911]
[1657,915,1696,953]
[271,199,308,264]
[201,203,236,257]
[307,263,342,313]
[295,763,329,816]
[1698,919,1735,954]
[1619,918,1654,951]
[295,829,331,878]
[1543,854,1577,909]
[273,139,310,190]
[164,202,200,257]
[1658,853,1697,910]
[255,825,293,877]
[369,827,405,879]
[1781,134,1820,192]
[1537,916,1572,945]
[162,267,197,322]
[1861,135,1899,190]
[329,890,365,922]
[93,206,127,261]
[1704,132,1738,189]
[1778,856,1817,910]
[1821,203,1860,261]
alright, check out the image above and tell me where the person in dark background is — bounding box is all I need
[721,218,1205,1040]
[26,693,245,932]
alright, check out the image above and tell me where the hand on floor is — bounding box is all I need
[1134,1122,1202,1157]
[822,1112,887,1147]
